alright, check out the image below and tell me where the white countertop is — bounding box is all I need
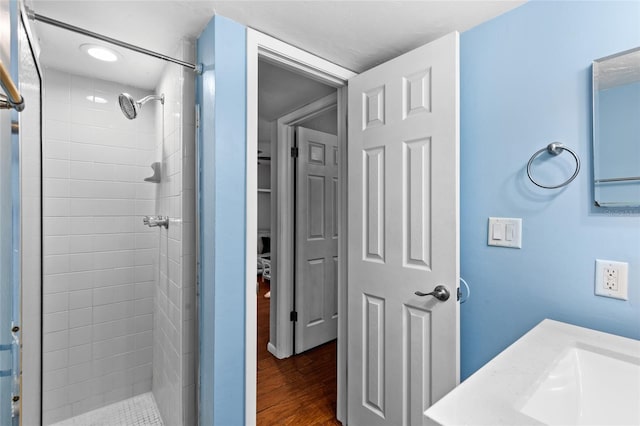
[424,319,640,425]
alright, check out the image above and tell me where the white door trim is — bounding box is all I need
[246,28,356,425]
[271,93,337,359]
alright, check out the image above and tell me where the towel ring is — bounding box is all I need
[527,142,580,189]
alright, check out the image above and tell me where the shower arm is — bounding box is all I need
[138,94,165,106]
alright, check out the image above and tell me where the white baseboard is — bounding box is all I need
[267,341,287,359]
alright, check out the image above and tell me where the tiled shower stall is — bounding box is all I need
[41,41,196,426]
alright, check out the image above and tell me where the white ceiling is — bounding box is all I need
[258,59,336,147]
[31,0,216,88]
[259,59,335,122]
[29,0,525,90]
[214,1,525,73]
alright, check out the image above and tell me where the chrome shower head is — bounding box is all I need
[118,93,164,120]
[118,93,137,119]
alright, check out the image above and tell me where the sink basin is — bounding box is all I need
[424,320,640,426]
[520,345,640,425]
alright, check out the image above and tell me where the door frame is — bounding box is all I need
[270,92,337,359]
[246,29,355,424]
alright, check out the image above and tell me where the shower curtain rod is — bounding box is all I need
[31,11,203,74]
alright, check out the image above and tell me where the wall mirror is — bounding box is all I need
[593,47,640,207]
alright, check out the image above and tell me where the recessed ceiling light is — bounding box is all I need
[86,95,108,104]
[80,44,119,62]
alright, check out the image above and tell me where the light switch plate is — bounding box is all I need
[488,217,522,248]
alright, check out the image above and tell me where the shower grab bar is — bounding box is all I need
[0,59,25,111]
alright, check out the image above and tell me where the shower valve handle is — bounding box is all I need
[143,216,169,229]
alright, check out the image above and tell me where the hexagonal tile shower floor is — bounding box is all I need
[50,392,163,426]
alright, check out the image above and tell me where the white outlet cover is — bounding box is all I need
[595,259,629,300]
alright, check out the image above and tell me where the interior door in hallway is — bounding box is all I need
[347,32,460,425]
[295,127,339,354]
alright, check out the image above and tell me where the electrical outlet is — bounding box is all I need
[604,267,618,290]
[595,259,628,300]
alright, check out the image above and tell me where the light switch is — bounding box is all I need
[488,217,522,248]
[505,224,515,241]
[492,223,504,240]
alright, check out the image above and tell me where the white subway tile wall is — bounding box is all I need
[42,69,158,425]
[42,40,196,425]
[152,40,197,426]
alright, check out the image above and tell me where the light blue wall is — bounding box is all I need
[595,80,640,204]
[196,2,640,419]
[460,0,640,379]
[197,15,247,425]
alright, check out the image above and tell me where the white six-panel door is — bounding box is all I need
[295,127,339,353]
[347,32,459,426]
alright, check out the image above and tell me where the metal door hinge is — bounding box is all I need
[457,287,461,302]
[11,394,19,418]
[291,147,299,158]
[290,311,298,322]
[10,321,20,418]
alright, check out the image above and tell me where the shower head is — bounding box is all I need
[118,93,137,119]
[118,93,164,120]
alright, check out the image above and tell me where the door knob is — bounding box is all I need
[415,285,450,301]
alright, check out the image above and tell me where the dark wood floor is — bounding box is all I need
[257,278,341,425]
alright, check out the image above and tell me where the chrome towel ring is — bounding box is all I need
[527,142,580,189]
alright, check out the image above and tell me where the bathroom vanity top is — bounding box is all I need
[424,319,640,425]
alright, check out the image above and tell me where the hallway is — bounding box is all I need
[257,278,340,425]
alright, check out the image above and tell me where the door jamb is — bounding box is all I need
[246,29,355,425]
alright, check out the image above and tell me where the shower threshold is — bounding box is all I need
[50,392,164,426]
